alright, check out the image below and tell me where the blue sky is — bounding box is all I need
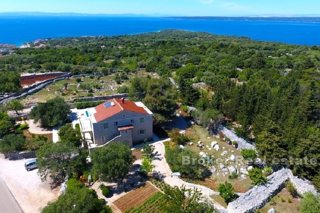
[0,0,319,16]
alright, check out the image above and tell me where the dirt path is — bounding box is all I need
[24,119,53,135]
[152,140,227,212]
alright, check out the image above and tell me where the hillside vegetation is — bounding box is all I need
[0,30,319,188]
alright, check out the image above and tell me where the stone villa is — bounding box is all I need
[76,98,153,148]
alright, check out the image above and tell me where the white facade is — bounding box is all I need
[73,101,153,148]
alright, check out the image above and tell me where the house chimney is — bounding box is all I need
[121,98,125,104]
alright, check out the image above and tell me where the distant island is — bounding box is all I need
[0,15,320,46]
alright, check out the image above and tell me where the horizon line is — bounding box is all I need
[0,11,320,18]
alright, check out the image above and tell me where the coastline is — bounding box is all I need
[0,17,320,46]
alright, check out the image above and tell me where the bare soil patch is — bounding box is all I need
[259,188,301,213]
[132,149,143,160]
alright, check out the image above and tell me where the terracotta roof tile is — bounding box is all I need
[94,98,148,122]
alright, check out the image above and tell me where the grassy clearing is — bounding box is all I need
[184,125,252,192]
[22,70,158,105]
[259,188,301,213]
[211,194,228,208]
[22,75,116,105]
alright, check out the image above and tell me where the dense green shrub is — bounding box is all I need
[218,182,238,204]
[43,179,112,213]
[241,149,257,161]
[263,167,273,176]
[300,193,320,213]
[100,184,112,198]
[248,168,267,185]
[0,112,15,138]
[0,134,25,154]
[141,157,154,173]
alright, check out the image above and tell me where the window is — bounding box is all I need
[114,122,118,126]
[103,123,108,129]
[131,119,134,124]
[140,129,145,135]
[140,117,145,123]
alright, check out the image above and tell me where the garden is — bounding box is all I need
[113,182,159,212]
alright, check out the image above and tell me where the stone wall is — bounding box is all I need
[227,168,289,213]
[219,126,256,150]
[288,170,318,196]
[226,168,318,213]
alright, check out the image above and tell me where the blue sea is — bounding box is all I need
[0,16,320,46]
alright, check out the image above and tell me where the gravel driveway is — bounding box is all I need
[0,155,59,213]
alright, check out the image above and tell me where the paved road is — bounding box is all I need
[0,177,22,213]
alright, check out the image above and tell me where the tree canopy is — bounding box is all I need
[43,179,111,213]
[30,97,70,128]
[0,112,15,138]
[36,142,86,188]
[166,145,211,180]
[91,143,133,182]
[59,123,82,147]
[0,71,21,93]
[6,100,24,115]
[128,77,177,122]
[0,134,25,154]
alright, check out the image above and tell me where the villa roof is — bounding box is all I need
[94,98,148,122]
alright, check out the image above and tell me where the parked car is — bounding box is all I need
[25,159,37,171]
